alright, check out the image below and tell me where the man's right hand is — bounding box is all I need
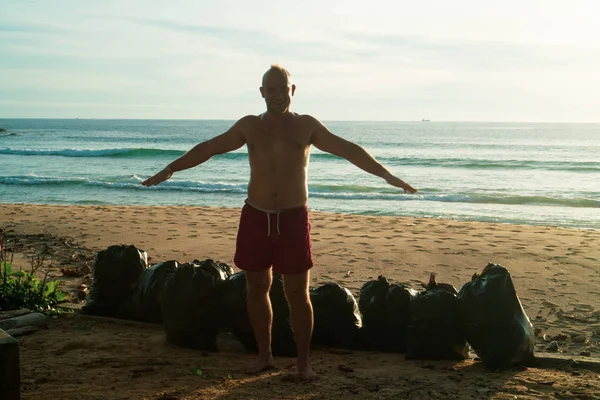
[383,172,418,194]
[142,167,173,187]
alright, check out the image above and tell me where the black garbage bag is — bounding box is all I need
[82,244,148,317]
[191,259,233,281]
[121,260,179,323]
[159,260,229,350]
[359,275,417,352]
[311,283,364,349]
[221,271,296,357]
[405,273,468,360]
[458,263,535,369]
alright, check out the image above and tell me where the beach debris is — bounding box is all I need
[572,335,588,344]
[542,300,559,308]
[0,309,32,321]
[0,312,47,330]
[406,273,468,360]
[546,341,559,352]
[532,379,556,386]
[77,284,89,301]
[82,244,148,318]
[60,264,91,277]
[310,282,364,349]
[358,275,416,353]
[5,326,40,337]
[121,260,180,323]
[160,260,231,350]
[457,263,535,369]
[221,272,296,357]
[556,309,599,323]
[550,333,569,342]
[534,326,543,337]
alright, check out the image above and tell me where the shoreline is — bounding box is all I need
[1,201,597,232]
[2,203,599,316]
[2,202,598,296]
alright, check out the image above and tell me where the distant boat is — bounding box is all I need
[421,119,430,122]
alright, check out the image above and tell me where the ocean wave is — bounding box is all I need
[2,175,598,208]
[309,191,599,208]
[384,158,600,172]
[0,175,249,194]
[1,146,598,172]
[0,147,185,158]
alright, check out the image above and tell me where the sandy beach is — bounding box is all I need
[1,203,599,399]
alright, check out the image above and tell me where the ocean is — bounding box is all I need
[0,119,598,230]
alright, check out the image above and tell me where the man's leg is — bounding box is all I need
[245,269,275,373]
[283,271,318,380]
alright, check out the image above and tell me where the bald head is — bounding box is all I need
[260,64,296,115]
[262,64,292,87]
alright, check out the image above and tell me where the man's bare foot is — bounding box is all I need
[298,365,319,381]
[244,357,276,375]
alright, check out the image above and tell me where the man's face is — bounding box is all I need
[260,72,296,115]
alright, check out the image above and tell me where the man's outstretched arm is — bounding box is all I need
[142,117,247,187]
[310,117,417,193]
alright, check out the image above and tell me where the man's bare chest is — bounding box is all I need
[247,127,310,154]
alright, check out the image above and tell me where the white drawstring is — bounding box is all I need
[266,212,281,236]
[244,200,282,237]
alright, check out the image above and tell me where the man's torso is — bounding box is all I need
[240,113,315,210]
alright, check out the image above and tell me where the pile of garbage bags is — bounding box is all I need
[82,245,534,368]
[458,263,535,368]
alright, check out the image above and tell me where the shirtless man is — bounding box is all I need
[142,65,417,380]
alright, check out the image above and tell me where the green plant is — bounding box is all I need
[190,366,212,379]
[0,234,67,314]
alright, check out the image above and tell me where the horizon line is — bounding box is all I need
[1,117,599,124]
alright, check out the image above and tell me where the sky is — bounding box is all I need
[1,0,599,122]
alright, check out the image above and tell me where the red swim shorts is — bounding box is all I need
[234,201,313,275]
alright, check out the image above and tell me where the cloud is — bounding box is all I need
[0,21,67,34]
[101,16,380,63]
[1,2,599,121]
[339,31,593,71]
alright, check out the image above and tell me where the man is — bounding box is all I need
[142,64,417,381]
